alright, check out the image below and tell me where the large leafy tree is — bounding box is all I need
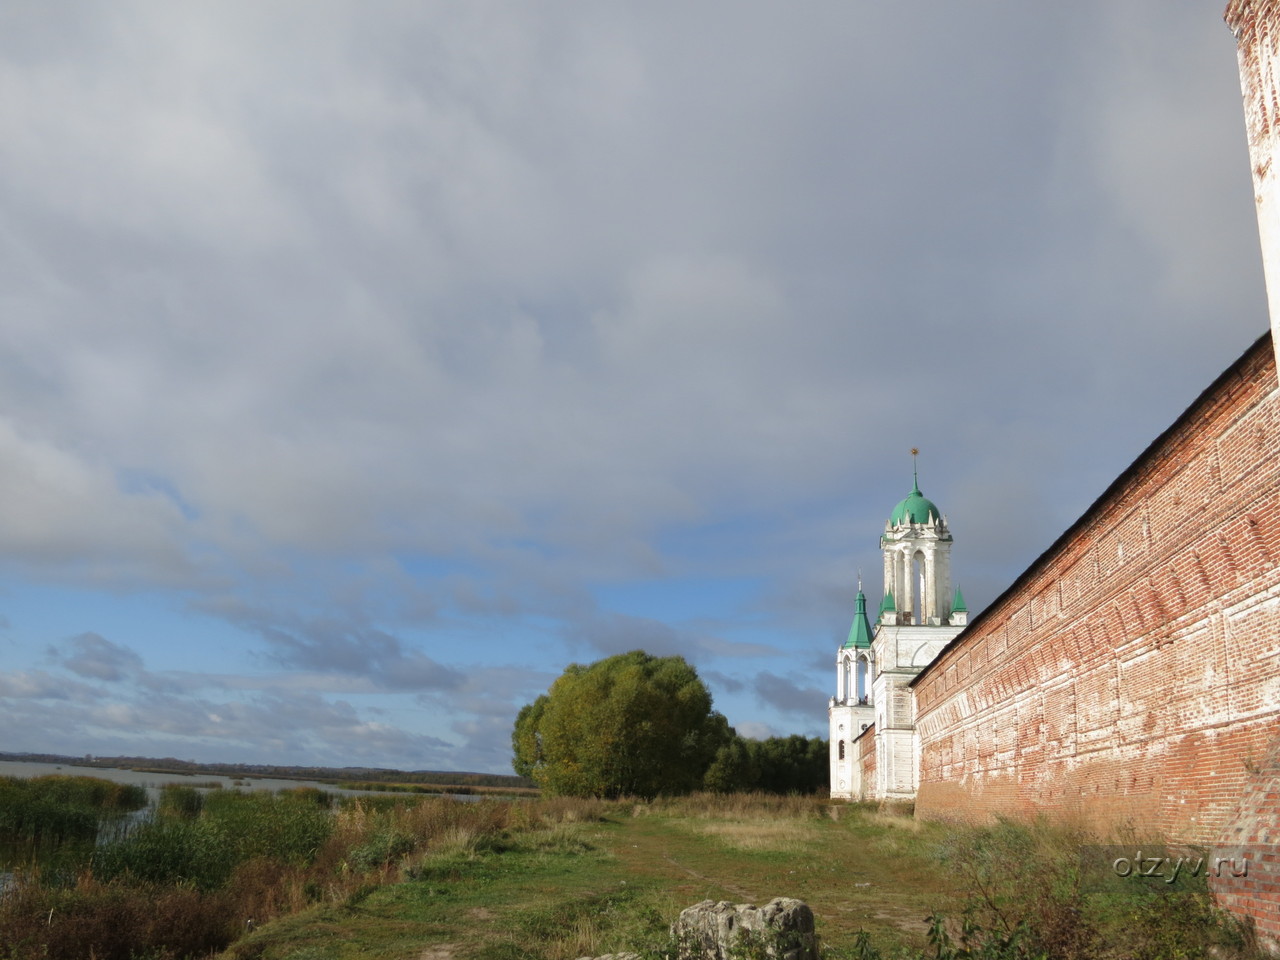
[512,650,731,799]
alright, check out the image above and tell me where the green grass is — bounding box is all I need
[216,797,962,960]
[225,815,675,960]
[0,788,1262,960]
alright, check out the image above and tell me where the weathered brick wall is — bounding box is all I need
[1211,731,1280,944]
[914,334,1280,845]
[857,723,875,801]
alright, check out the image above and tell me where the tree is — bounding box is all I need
[702,734,829,794]
[702,736,758,793]
[511,650,731,799]
[751,734,828,794]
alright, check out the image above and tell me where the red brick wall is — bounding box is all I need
[1211,732,1280,944]
[857,723,875,801]
[913,334,1280,845]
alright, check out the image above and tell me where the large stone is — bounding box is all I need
[673,898,817,960]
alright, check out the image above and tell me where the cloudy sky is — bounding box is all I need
[0,1,1268,773]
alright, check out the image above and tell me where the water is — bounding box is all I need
[0,759,364,802]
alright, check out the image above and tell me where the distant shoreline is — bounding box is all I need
[0,751,537,797]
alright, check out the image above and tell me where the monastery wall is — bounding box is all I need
[913,333,1280,844]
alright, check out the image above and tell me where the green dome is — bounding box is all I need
[889,482,942,526]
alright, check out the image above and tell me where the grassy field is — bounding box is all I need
[215,795,1255,960]
[1,785,1257,960]
[220,795,952,960]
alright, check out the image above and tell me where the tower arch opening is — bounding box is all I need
[913,550,925,625]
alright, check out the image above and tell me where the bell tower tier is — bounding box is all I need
[880,483,954,626]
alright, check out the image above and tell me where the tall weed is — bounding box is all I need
[919,817,1260,960]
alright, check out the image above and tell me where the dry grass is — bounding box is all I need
[628,793,830,858]
[863,809,925,832]
[0,793,613,960]
[530,794,615,823]
[688,818,819,853]
[632,791,825,821]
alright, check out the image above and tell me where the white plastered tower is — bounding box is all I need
[828,586,875,799]
[829,462,968,801]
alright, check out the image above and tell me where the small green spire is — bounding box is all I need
[952,587,967,613]
[843,589,874,649]
[879,590,896,615]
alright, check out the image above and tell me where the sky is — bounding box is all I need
[0,2,1269,774]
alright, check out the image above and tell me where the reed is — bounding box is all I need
[0,775,146,847]
[0,787,559,958]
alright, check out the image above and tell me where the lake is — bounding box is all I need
[0,759,367,802]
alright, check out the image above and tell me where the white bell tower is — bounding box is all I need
[878,458,959,628]
[829,452,968,801]
[828,581,875,800]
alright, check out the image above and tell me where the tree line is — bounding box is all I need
[512,650,827,798]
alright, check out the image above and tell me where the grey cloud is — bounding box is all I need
[443,666,559,717]
[702,670,746,695]
[8,686,455,770]
[808,649,839,675]
[0,2,1259,601]
[752,672,826,717]
[448,714,522,775]
[567,611,779,662]
[260,621,465,693]
[54,632,144,682]
[0,669,99,701]
[0,2,1266,770]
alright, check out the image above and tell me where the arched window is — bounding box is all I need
[841,656,852,702]
[856,654,869,703]
[838,740,845,760]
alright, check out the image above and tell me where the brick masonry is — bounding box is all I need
[1212,730,1280,944]
[911,334,1280,939]
[857,721,875,795]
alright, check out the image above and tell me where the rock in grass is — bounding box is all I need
[673,898,816,960]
